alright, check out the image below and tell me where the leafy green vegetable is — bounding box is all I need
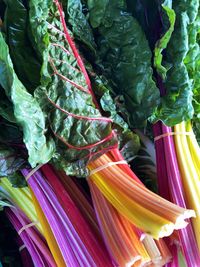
[132,128,157,192]
[28,0,117,176]
[84,0,160,127]
[63,0,96,54]
[0,32,55,167]
[0,0,5,22]
[3,0,41,93]
[0,118,23,146]
[185,6,200,142]
[63,0,141,157]
[152,0,199,125]
[3,0,41,92]
[0,86,16,123]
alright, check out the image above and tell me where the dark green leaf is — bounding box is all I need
[0,119,22,144]
[3,0,41,92]
[28,0,117,176]
[152,1,199,125]
[132,128,157,192]
[63,0,96,54]
[0,32,55,167]
[85,0,160,127]
[89,73,140,159]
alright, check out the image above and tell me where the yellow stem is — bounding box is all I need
[88,153,194,239]
[31,189,66,267]
[174,122,200,249]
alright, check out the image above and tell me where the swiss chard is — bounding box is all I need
[0,32,55,168]
[3,0,41,92]
[28,0,117,176]
[84,0,160,127]
[152,0,199,125]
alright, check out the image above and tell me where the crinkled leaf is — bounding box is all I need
[152,0,199,125]
[62,0,96,54]
[3,0,41,92]
[86,0,160,127]
[0,145,25,177]
[28,0,117,176]
[184,6,200,142]
[0,32,55,167]
[184,7,200,112]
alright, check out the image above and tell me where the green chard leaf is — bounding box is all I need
[185,5,200,142]
[89,73,140,160]
[3,0,41,92]
[0,85,16,123]
[152,0,199,126]
[28,0,117,176]
[62,0,141,159]
[85,0,160,128]
[62,0,97,54]
[0,32,55,167]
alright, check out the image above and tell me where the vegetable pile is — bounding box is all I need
[0,0,200,266]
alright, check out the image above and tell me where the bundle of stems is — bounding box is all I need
[6,207,56,267]
[45,0,195,239]
[153,121,200,266]
[88,151,195,239]
[58,167,172,266]
[17,237,34,267]
[174,121,200,250]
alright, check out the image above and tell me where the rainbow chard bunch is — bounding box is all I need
[0,0,193,238]
[0,0,200,266]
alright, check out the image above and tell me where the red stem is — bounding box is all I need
[41,164,113,266]
[52,129,115,150]
[53,0,100,109]
[49,58,89,93]
[46,93,113,122]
